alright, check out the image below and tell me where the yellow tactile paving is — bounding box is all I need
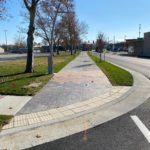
[47,109,60,114]
[62,110,75,116]
[39,115,53,122]
[57,107,69,112]
[1,86,130,131]
[14,120,28,127]
[51,113,64,119]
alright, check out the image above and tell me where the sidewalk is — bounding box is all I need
[0,95,31,115]
[2,52,148,149]
[0,51,131,131]
[1,68,150,150]
[18,52,113,115]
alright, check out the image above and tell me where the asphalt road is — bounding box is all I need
[27,53,150,150]
[28,98,150,150]
[102,53,150,79]
[0,53,49,62]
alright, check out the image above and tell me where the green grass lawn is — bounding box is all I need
[88,51,133,86]
[0,115,13,130]
[0,52,79,96]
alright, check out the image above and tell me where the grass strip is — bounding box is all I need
[87,51,133,86]
[0,115,13,130]
[0,52,80,96]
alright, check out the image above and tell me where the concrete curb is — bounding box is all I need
[0,86,129,135]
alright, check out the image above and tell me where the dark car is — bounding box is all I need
[10,50,23,54]
[20,48,27,53]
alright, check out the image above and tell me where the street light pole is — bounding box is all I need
[4,30,8,52]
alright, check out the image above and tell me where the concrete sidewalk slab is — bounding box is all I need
[18,52,112,115]
[0,96,32,115]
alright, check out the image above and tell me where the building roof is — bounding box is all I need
[126,38,144,42]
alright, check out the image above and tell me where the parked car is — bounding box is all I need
[10,50,23,54]
[10,48,28,53]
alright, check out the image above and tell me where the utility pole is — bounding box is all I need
[124,35,126,41]
[124,35,126,50]
[139,24,141,38]
[4,30,7,52]
[113,36,115,51]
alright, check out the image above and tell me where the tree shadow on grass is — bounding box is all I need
[0,72,27,78]
[0,73,49,85]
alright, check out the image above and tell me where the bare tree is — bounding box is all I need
[78,21,88,39]
[36,0,74,74]
[14,33,26,49]
[58,13,88,54]
[0,0,6,20]
[96,32,105,61]
[55,18,69,51]
[58,12,78,55]
[23,0,40,73]
[53,22,63,55]
[75,21,88,53]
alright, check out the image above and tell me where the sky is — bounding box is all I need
[0,0,150,45]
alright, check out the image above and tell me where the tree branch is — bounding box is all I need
[23,0,30,11]
[35,0,40,5]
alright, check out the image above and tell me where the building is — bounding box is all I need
[143,32,150,57]
[126,38,144,56]
[114,42,126,51]
[125,32,150,57]
[0,47,4,53]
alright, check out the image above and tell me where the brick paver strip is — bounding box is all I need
[2,86,130,130]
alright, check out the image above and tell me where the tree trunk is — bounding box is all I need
[70,44,73,55]
[104,50,106,61]
[74,45,76,54]
[70,48,73,55]
[48,51,53,74]
[56,39,60,55]
[48,33,54,74]
[99,49,102,62]
[57,49,60,55]
[25,10,35,73]
[47,8,60,74]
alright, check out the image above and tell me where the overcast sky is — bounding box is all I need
[0,0,150,44]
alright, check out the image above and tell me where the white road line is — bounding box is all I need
[131,115,150,143]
